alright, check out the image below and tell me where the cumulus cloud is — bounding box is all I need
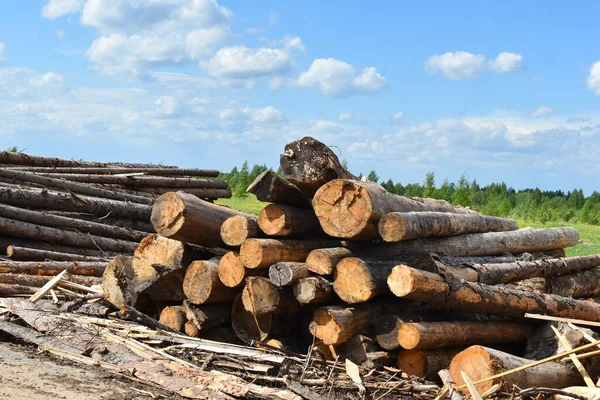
[530,106,555,118]
[587,61,600,95]
[42,0,83,19]
[425,51,523,80]
[339,112,352,122]
[392,112,403,121]
[0,42,5,62]
[207,46,296,78]
[298,58,387,97]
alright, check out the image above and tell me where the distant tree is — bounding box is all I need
[423,172,436,198]
[453,174,472,207]
[367,170,379,183]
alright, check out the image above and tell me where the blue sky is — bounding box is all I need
[1,1,599,193]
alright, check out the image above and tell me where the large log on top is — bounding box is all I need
[378,211,517,242]
[388,265,600,321]
[239,238,342,269]
[449,345,583,393]
[279,136,357,198]
[313,179,475,240]
[246,170,310,208]
[151,191,250,248]
[258,204,323,237]
[220,215,262,247]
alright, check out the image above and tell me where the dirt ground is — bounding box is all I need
[0,340,183,400]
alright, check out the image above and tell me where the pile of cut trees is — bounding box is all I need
[0,151,228,295]
[99,136,600,397]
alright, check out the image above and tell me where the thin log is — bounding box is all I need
[0,283,39,296]
[388,265,600,321]
[44,212,154,232]
[306,247,354,275]
[0,169,152,204]
[241,276,300,315]
[7,246,109,262]
[0,260,106,276]
[136,187,231,199]
[240,238,342,269]
[279,136,357,198]
[313,179,475,240]
[158,306,185,332]
[268,262,311,286]
[0,216,138,253]
[151,191,250,247]
[8,167,219,177]
[549,268,600,298]
[292,276,337,304]
[217,251,266,288]
[220,215,262,247]
[0,272,101,287]
[41,174,228,189]
[378,211,517,242]
[246,170,310,207]
[183,259,237,304]
[0,151,174,168]
[184,321,200,337]
[398,348,466,381]
[182,300,232,332]
[258,204,323,237]
[449,345,583,394]
[338,335,396,369]
[0,187,152,220]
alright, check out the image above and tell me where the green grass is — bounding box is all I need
[216,195,267,215]
[517,220,600,257]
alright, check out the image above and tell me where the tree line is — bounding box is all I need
[219,162,600,225]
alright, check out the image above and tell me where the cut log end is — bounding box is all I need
[378,213,407,242]
[241,276,280,315]
[231,294,271,342]
[150,192,185,237]
[218,252,246,287]
[158,306,185,332]
[258,204,288,236]
[396,349,427,377]
[306,247,353,275]
[387,265,418,298]
[220,215,258,246]
[334,257,377,303]
[184,320,200,337]
[239,239,264,269]
[449,345,497,393]
[309,309,342,345]
[397,324,421,350]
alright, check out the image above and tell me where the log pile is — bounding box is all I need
[2,139,600,399]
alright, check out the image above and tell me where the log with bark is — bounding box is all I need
[0,283,39,296]
[8,166,219,177]
[338,335,396,369]
[0,272,101,287]
[158,306,186,332]
[258,204,323,237]
[182,300,232,333]
[313,179,475,240]
[0,260,107,276]
[220,215,262,247]
[268,262,311,286]
[241,276,301,315]
[246,170,310,207]
[378,211,517,242]
[45,212,154,232]
[0,236,120,258]
[549,267,600,298]
[0,150,175,168]
[397,347,466,381]
[42,174,228,189]
[292,276,337,304]
[449,345,583,393]
[151,191,249,248]
[183,259,238,304]
[231,294,299,342]
[305,247,354,275]
[137,187,232,199]
[6,246,109,262]
[217,251,266,288]
[388,265,600,321]
[239,238,342,269]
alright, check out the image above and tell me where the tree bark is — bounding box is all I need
[151,191,250,248]
[388,265,600,321]
[43,174,228,188]
[183,259,238,304]
[220,215,262,247]
[6,246,110,262]
[158,306,186,332]
[549,267,600,298]
[241,276,300,315]
[0,187,152,220]
[239,238,342,269]
[258,204,323,237]
[449,345,583,394]
[279,136,357,198]
[306,247,354,275]
[0,272,101,287]
[268,262,310,286]
[9,166,220,177]
[182,300,231,332]
[0,236,120,257]
[0,260,106,276]
[397,348,466,381]
[44,212,154,232]
[0,169,152,204]
[137,187,231,199]
[217,251,266,288]
[313,179,476,240]
[246,170,310,207]
[0,283,39,296]
[0,151,174,168]
[292,276,337,304]
[231,293,272,342]
[378,211,517,242]
[102,256,146,309]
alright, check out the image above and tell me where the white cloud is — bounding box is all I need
[0,42,5,62]
[339,112,352,122]
[587,61,600,95]
[425,51,523,80]
[530,106,555,118]
[243,106,284,123]
[392,112,403,121]
[42,0,83,19]
[298,58,387,97]
[56,30,67,40]
[207,46,295,78]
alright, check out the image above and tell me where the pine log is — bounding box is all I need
[9,166,219,177]
[4,238,122,258]
[151,191,250,247]
[268,262,311,286]
[309,299,422,345]
[182,300,232,332]
[503,277,547,293]
[0,151,174,168]
[102,256,147,309]
[217,251,267,288]
[438,254,600,285]
[183,259,237,304]
[44,174,228,188]
[0,169,152,204]
[0,187,152,220]
[44,212,154,232]
[246,170,310,207]
[313,179,475,240]
[231,293,272,342]
[397,321,534,350]
[114,187,232,199]
[378,211,517,242]
[549,267,600,298]
[241,276,301,315]
[239,238,342,269]
[0,272,101,287]
[158,306,186,332]
[0,283,39,296]
[449,345,583,393]
[292,276,337,304]
[306,247,354,275]
[6,246,109,262]
[339,335,396,369]
[258,204,323,237]
[279,136,357,198]
[184,320,200,337]
[0,260,106,276]
[397,348,466,381]
[220,215,262,247]
[388,265,600,321]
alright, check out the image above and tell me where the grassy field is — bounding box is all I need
[217,196,600,257]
